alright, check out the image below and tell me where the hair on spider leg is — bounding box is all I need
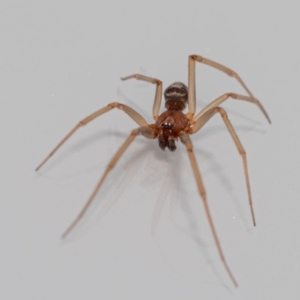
[36,54,270,287]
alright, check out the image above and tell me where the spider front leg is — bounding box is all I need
[180,133,238,287]
[187,54,267,120]
[36,102,148,171]
[61,126,156,238]
[121,74,162,120]
[190,107,256,227]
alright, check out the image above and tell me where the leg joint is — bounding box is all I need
[215,107,228,119]
[200,191,206,198]
[131,128,140,136]
[229,70,237,78]
[108,102,123,110]
[190,54,202,61]
[186,112,194,120]
[226,92,238,99]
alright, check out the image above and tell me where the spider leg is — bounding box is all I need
[62,126,156,238]
[187,54,270,121]
[187,55,197,118]
[36,102,148,171]
[121,74,162,120]
[190,107,256,227]
[180,133,238,287]
[193,92,271,124]
[190,54,255,96]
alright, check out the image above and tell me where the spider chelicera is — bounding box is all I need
[36,54,271,287]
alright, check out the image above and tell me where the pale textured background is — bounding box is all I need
[1,1,299,299]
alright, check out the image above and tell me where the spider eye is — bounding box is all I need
[162,122,173,129]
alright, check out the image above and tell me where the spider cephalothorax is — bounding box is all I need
[155,108,190,151]
[36,55,271,287]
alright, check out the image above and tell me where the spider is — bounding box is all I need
[36,54,270,287]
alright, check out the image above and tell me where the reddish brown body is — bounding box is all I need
[155,110,190,151]
[152,81,190,151]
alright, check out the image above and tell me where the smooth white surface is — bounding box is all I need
[1,1,300,299]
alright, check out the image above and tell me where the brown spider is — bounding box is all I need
[36,55,271,287]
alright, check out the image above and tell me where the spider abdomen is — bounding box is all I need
[164,82,188,110]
